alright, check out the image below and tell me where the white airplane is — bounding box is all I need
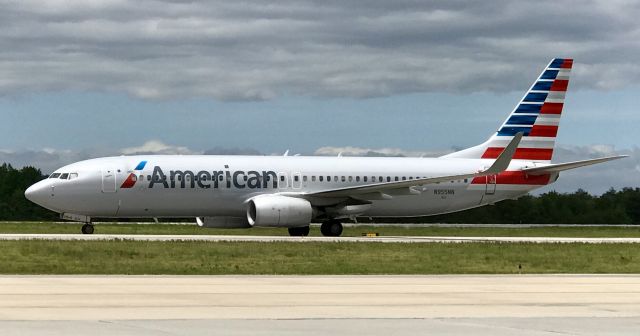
[25,58,625,236]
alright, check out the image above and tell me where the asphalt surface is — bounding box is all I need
[0,233,639,243]
[0,275,639,335]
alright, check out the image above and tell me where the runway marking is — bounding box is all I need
[0,234,639,243]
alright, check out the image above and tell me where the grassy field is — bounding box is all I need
[1,221,640,237]
[0,240,638,274]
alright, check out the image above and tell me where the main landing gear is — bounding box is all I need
[81,223,94,234]
[288,226,310,236]
[320,220,343,237]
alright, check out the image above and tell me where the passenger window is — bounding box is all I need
[341,176,346,182]
[394,177,399,181]
[379,176,383,182]
[147,175,151,181]
[327,176,331,182]
[356,176,360,182]
[363,176,367,182]
[303,176,308,182]
[294,176,299,182]
[312,176,316,182]
[402,176,406,181]
[348,176,352,182]
[139,175,144,181]
[464,178,468,183]
[334,176,338,182]
[319,176,323,182]
[387,176,391,182]
[130,175,137,182]
[280,176,285,182]
[59,173,69,180]
[243,175,248,181]
[50,173,61,179]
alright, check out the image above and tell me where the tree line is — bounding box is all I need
[1,162,638,223]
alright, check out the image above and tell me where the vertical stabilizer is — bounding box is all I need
[443,58,573,162]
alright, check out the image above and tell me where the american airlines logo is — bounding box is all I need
[144,165,278,189]
[120,161,148,188]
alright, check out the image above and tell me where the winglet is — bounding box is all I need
[483,132,523,174]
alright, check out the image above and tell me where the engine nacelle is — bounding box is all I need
[247,195,313,228]
[197,216,251,229]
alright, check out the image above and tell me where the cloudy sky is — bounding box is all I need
[0,0,638,194]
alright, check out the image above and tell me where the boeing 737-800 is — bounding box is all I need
[25,58,625,236]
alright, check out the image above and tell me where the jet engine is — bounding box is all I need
[247,195,313,227]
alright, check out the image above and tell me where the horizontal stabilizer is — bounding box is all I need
[521,155,628,175]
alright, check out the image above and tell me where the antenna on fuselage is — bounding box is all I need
[283,150,289,156]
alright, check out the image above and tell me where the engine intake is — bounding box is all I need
[247,195,312,227]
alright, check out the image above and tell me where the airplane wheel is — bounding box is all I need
[320,220,343,237]
[81,223,94,234]
[288,226,310,236]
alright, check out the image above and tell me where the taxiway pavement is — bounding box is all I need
[0,275,639,335]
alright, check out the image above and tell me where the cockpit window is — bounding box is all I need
[59,173,69,179]
[68,173,78,180]
[50,173,61,179]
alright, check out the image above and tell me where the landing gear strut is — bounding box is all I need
[81,223,94,234]
[320,220,343,237]
[288,226,310,236]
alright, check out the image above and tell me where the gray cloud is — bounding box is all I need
[120,140,197,155]
[1,1,640,100]
[314,146,451,157]
[203,147,264,156]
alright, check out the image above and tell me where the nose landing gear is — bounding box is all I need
[81,223,94,234]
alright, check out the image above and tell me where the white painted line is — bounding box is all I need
[0,234,639,243]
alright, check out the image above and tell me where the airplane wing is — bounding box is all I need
[521,155,628,175]
[299,132,523,199]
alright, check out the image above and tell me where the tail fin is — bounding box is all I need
[444,58,573,162]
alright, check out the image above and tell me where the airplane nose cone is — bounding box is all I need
[25,182,49,206]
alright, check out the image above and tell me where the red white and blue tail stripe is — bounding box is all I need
[444,58,572,162]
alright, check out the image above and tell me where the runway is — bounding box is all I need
[0,275,639,335]
[0,233,639,243]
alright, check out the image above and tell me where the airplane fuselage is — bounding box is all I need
[26,155,550,219]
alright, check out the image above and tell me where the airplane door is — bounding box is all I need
[485,174,497,195]
[102,168,117,193]
[277,172,288,189]
[292,172,302,189]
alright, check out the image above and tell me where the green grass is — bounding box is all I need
[0,240,638,274]
[1,221,640,237]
